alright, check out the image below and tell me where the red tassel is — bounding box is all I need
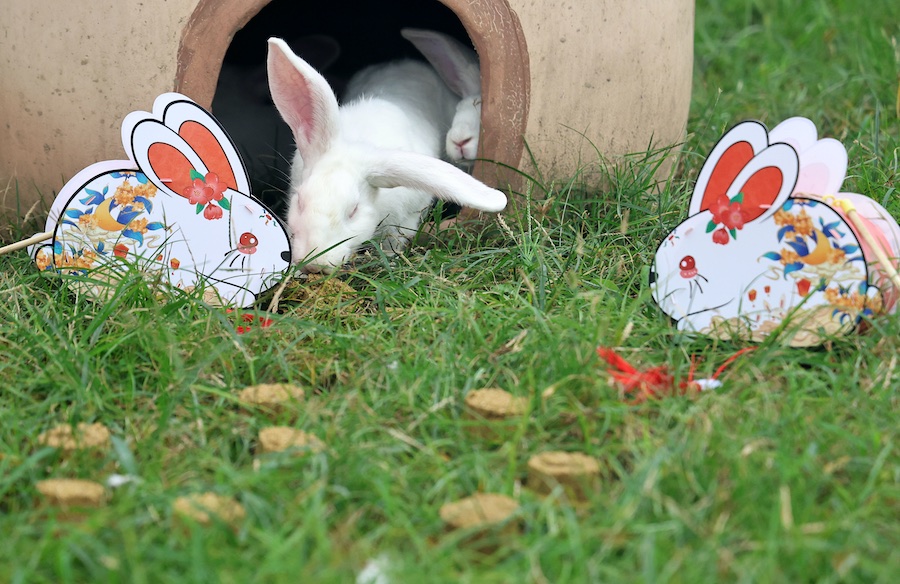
[596,347,674,403]
[596,346,754,404]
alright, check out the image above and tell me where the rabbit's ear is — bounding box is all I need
[365,150,506,212]
[768,117,818,154]
[267,37,340,167]
[769,117,848,196]
[155,97,250,194]
[124,94,251,200]
[401,28,480,97]
[792,138,847,196]
[690,121,771,216]
[129,119,210,199]
[722,142,799,223]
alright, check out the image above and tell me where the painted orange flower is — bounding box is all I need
[78,213,98,228]
[129,217,149,233]
[114,182,136,206]
[780,249,801,265]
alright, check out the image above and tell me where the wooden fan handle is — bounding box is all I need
[0,231,52,256]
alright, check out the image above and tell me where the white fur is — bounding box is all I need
[267,38,506,273]
[400,28,482,165]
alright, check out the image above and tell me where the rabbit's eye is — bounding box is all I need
[240,232,258,248]
[238,232,259,255]
[349,204,359,220]
[679,256,696,271]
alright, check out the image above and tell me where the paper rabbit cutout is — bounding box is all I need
[32,93,292,307]
[650,117,900,346]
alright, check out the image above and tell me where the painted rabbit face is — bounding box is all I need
[652,121,799,327]
[653,210,775,328]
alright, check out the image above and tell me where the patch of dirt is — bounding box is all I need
[257,426,325,455]
[463,388,528,441]
[37,423,111,453]
[172,492,246,527]
[238,383,305,419]
[278,274,371,318]
[36,478,107,508]
[526,451,601,502]
[439,493,521,551]
[464,388,528,419]
[440,493,519,529]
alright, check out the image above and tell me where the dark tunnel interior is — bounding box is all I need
[211,1,474,215]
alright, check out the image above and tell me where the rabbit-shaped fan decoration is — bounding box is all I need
[30,93,292,307]
[650,117,900,347]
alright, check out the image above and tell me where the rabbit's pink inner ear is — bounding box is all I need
[148,143,195,197]
[796,163,830,195]
[178,121,237,190]
[740,166,784,221]
[699,141,755,211]
[267,38,339,163]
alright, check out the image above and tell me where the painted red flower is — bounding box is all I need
[709,195,731,223]
[184,178,214,205]
[712,227,730,245]
[203,203,224,220]
[710,194,748,230]
[722,203,746,230]
[204,172,227,201]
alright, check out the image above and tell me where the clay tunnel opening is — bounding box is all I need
[177,0,529,217]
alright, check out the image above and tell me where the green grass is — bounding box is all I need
[1,0,899,582]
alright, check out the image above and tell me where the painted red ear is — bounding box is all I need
[177,121,238,190]
[698,141,754,212]
[147,143,195,197]
[736,166,784,221]
[145,122,239,200]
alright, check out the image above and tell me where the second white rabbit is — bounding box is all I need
[400,28,482,166]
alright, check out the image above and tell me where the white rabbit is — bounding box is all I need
[399,28,482,165]
[267,37,506,273]
[650,118,899,345]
